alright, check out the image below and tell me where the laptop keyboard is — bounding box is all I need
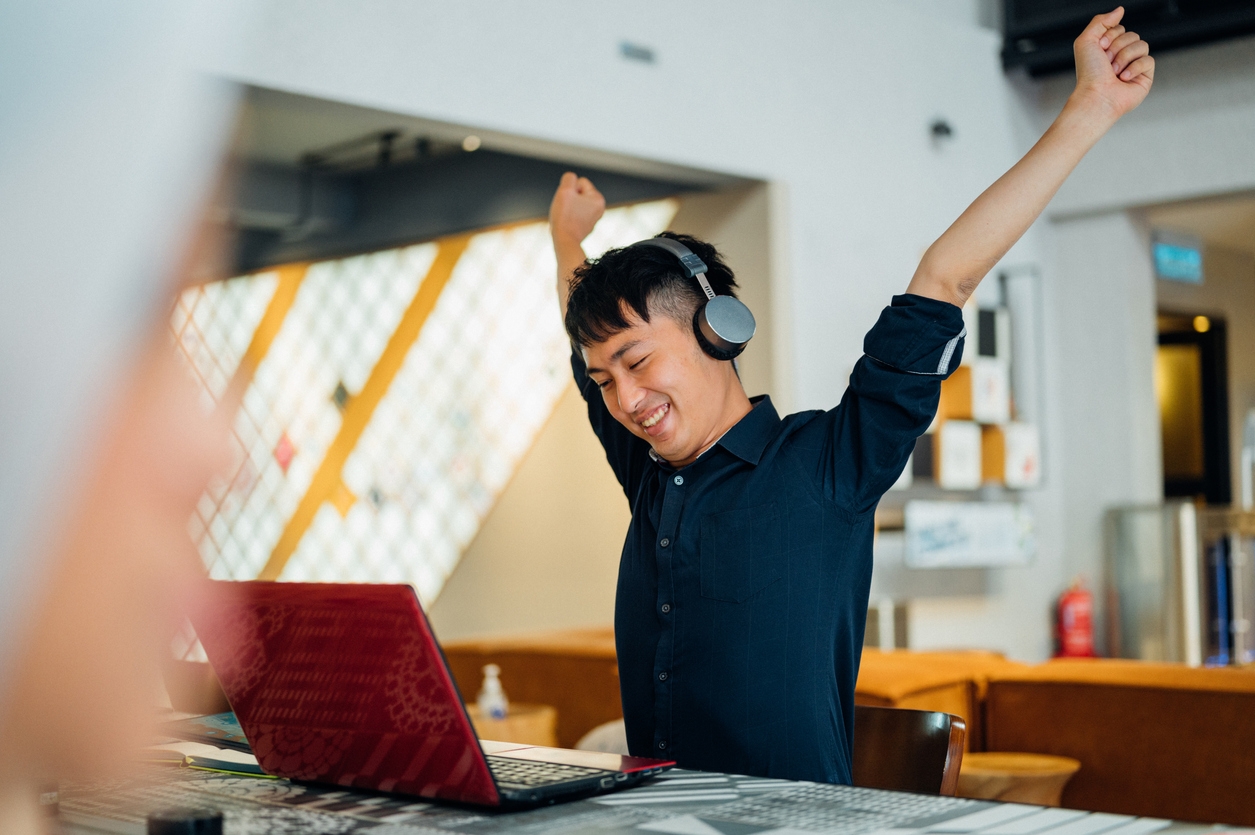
[486,755,612,788]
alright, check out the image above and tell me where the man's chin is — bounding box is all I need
[648,439,698,467]
[647,439,677,463]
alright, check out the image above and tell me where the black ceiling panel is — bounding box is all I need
[1003,0,1255,76]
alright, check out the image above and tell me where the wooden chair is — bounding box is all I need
[852,704,966,796]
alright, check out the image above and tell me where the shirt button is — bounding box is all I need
[658,740,667,750]
[660,538,670,547]
[658,671,668,681]
[673,475,684,486]
[661,603,671,613]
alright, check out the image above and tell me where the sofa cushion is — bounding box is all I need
[857,649,1025,749]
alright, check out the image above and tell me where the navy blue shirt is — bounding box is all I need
[572,293,965,784]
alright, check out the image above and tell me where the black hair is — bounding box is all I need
[564,232,740,347]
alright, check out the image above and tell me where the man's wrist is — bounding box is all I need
[1062,88,1120,135]
[553,233,586,259]
[552,227,583,247]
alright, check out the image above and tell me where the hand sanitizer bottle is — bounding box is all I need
[477,663,508,719]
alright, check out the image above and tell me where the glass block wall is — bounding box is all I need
[172,199,678,605]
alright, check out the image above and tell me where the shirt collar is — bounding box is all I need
[647,395,780,468]
[717,395,779,465]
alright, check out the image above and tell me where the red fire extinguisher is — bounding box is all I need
[1055,578,1095,658]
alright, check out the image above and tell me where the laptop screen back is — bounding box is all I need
[193,581,499,805]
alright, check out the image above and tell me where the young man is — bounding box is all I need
[549,9,1153,783]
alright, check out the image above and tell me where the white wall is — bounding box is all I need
[216,3,1255,659]
[429,385,627,640]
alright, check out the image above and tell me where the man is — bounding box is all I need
[548,9,1152,783]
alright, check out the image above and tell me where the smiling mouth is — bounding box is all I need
[640,403,669,429]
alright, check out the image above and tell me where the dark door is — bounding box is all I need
[1157,313,1230,505]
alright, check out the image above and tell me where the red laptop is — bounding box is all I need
[191,581,673,807]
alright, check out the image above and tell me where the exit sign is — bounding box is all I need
[1153,232,1203,284]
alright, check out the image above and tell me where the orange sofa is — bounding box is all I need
[442,630,1255,825]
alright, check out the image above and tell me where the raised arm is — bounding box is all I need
[549,171,606,318]
[907,7,1154,307]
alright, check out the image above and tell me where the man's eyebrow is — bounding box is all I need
[586,339,643,377]
[610,339,643,364]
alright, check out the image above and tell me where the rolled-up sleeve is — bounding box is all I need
[863,294,967,376]
[811,294,966,514]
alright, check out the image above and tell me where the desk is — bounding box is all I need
[466,703,559,747]
[59,766,1218,835]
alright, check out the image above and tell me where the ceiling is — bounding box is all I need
[1143,192,1255,256]
[236,86,739,188]
[226,86,750,272]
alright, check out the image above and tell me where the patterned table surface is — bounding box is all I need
[59,766,1217,835]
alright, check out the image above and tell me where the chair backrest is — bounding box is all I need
[852,705,966,796]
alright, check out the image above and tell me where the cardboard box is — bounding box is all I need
[939,360,1011,425]
[1003,423,1041,488]
[939,366,974,421]
[936,421,982,490]
[980,423,1041,488]
[981,425,1006,484]
[971,359,1011,424]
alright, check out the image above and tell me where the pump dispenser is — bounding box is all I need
[476,663,508,719]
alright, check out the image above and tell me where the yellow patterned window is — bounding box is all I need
[171,198,678,605]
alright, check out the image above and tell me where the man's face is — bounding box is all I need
[582,308,738,467]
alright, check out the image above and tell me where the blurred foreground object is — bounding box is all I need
[0,1,246,831]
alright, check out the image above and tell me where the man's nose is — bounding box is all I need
[616,376,646,415]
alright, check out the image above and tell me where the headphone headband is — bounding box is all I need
[632,237,715,300]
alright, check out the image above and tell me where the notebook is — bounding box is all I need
[191,581,673,807]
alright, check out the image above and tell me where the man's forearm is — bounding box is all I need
[549,172,605,318]
[554,234,587,318]
[906,95,1118,307]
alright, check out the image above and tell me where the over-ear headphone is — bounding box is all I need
[631,237,756,361]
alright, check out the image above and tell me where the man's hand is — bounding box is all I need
[550,172,605,249]
[550,172,605,316]
[1072,7,1154,120]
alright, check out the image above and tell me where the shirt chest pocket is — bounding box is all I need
[699,503,784,603]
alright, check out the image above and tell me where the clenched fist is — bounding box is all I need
[549,171,605,247]
[1072,7,1154,119]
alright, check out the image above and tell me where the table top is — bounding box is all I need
[58,765,1216,835]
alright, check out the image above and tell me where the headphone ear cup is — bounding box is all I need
[692,306,746,361]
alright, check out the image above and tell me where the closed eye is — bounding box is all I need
[629,355,648,370]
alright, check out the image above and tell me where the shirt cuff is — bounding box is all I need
[863,294,966,377]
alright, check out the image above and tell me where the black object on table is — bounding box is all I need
[146,806,222,835]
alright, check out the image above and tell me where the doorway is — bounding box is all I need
[1156,313,1230,504]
